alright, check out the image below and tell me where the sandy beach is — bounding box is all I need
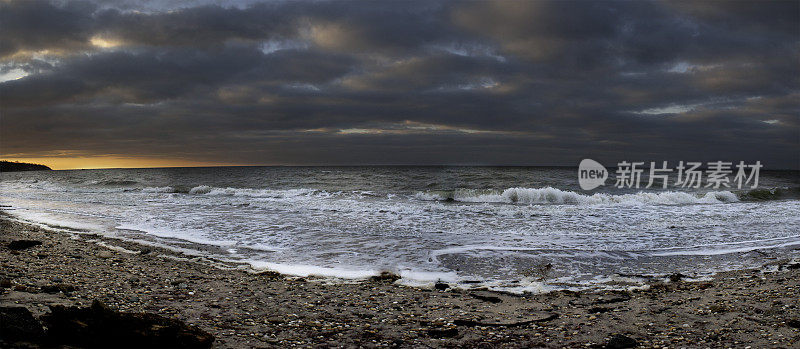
[1,213,799,348]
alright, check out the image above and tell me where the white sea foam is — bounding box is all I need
[248,261,378,279]
[188,185,324,198]
[395,269,460,287]
[650,236,800,256]
[115,223,239,247]
[142,186,175,193]
[7,208,105,232]
[239,243,285,252]
[414,187,739,205]
[188,185,213,194]
[246,261,462,285]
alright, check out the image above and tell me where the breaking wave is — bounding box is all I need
[736,186,800,201]
[141,186,175,193]
[166,185,796,205]
[187,185,327,198]
[414,187,740,205]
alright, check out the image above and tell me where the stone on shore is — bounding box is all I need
[41,300,214,348]
[369,271,401,283]
[0,306,46,344]
[605,334,638,348]
[40,283,76,294]
[7,240,42,250]
[606,334,639,349]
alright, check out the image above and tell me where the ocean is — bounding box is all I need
[1,166,798,292]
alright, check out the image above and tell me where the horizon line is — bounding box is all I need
[11,164,800,171]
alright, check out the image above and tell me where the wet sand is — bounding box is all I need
[1,213,799,348]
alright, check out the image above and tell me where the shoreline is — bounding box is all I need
[1,213,799,348]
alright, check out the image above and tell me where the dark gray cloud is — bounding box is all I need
[0,0,797,168]
[0,0,97,58]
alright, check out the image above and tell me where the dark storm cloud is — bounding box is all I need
[0,0,798,168]
[667,1,799,36]
[0,0,97,58]
[0,46,358,107]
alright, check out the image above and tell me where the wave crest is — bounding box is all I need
[142,186,175,193]
[188,185,324,198]
[414,187,740,205]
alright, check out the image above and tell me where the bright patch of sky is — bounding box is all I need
[635,104,697,115]
[260,40,308,55]
[0,68,27,83]
[90,35,123,49]
[666,61,721,74]
[284,83,321,91]
[634,95,765,115]
[435,77,499,92]
[620,71,647,77]
[431,43,506,62]
[668,61,692,73]
[336,121,517,136]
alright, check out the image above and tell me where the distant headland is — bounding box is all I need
[0,160,53,172]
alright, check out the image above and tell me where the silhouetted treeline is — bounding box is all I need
[0,161,52,172]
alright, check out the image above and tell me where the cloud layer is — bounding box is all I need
[1,0,798,168]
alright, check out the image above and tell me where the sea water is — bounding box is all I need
[1,166,798,292]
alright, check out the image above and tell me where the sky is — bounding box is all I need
[0,0,798,170]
